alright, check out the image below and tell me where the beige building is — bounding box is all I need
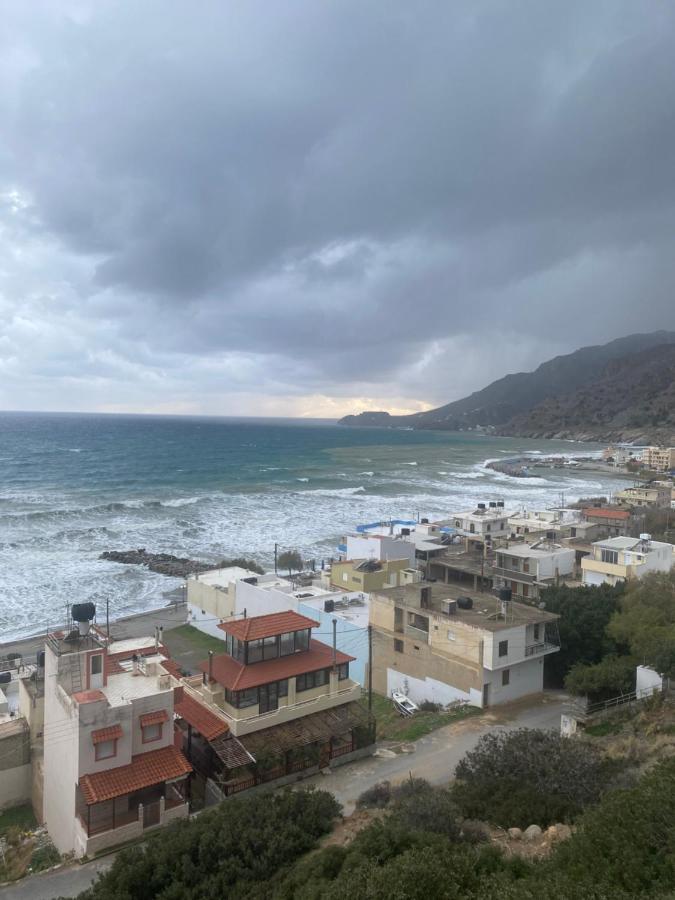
[642,447,675,473]
[581,535,675,587]
[187,565,261,624]
[329,557,414,593]
[492,541,575,602]
[370,583,559,709]
[615,484,672,508]
[43,613,191,858]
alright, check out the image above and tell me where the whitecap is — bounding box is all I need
[161,496,203,508]
[296,477,309,482]
[359,471,375,477]
[404,462,418,466]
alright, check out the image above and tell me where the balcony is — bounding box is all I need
[524,641,559,658]
[491,566,537,584]
[404,624,430,644]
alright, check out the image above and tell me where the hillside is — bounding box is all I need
[501,343,675,442]
[338,330,675,442]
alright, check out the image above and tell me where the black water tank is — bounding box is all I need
[37,650,45,669]
[71,602,96,623]
[499,588,512,604]
[457,596,473,610]
[421,518,429,524]
[0,672,11,685]
[401,528,411,536]
[324,599,335,613]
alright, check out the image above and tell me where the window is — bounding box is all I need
[263,636,279,661]
[486,524,491,532]
[469,523,475,533]
[232,688,258,709]
[511,558,520,570]
[338,663,349,680]
[455,520,461,528]
[342,572,348,583]
[394,639,404,653]
[522,585,529,599]
[95,739,117,761]
[523,562,530,573]
[571,527,577,537]
[407,612,429,632]
[247,639,263,663]
[296,669,330,692]
[502,669,510,686]
[280,632,295,656]
[498,640,508,658]
[601,549,619,565]
[278,679,289,697]
[91,655,102,675]
[447,630,456,641]
[295,629,310,652]
[533,624,540,641]
[142,723,162,744]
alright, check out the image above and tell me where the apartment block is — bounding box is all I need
[581,535,675,586]
[492,540,575,601]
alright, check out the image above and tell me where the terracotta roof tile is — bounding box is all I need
[583,507,630,520]
[139,710,169,728]
[161,659,183,679]
[79,745,192,805]
[219,611,319,642]
[91,724,123,745]
[73,690,107,705]
[175,692,229,741]
[200,639,355,691]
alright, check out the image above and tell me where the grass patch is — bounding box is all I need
[163,624,226,656]
[29,843,61,873]
[585,720,624,737]
[362,693,480,742]
[0,805,37,837]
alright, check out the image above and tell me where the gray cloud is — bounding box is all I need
[1,0,675,414]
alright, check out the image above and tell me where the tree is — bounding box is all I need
[565,654,636,703]
[278,549,303,577]
[452,729,609,828]
[607,571,675,676]
[217,557,265,574]
[540,583,625,688]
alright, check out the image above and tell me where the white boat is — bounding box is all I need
[391,691,418,717]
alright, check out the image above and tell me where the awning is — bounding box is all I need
[91,724,123,745]
[79,745,192,805]
[175,692,228,741]
[139,709,169,728]
[209,734,255,770]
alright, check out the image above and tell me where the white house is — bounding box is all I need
[581,535,675,586]
[493,540,575,601]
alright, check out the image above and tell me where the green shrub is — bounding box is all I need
[452,729,609,828]
[356,780,392,809]
[565,654,636,703]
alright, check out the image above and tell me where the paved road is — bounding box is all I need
[0,692,567,899]
[303,691,569,814]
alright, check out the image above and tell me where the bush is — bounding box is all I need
[565,654,636,703]
[419,700,442,712]
[390,781,462,840]
[356,780,392,809]
[452,729,609,828]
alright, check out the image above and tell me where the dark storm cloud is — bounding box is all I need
[1,0,675,413]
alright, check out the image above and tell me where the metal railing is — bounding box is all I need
[524,641,559,657]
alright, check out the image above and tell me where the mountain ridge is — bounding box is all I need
[338,330,675,443]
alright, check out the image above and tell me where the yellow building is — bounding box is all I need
[581,536,675,586]
[329,557,415,592]
[615,484,672,508]
[642,447,675,473]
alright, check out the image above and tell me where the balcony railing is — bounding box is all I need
[404,624,430,644]
[491,566,537,584]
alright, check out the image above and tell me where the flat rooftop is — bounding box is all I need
[373,582,558,631]
[101,654,172,705]
[500,542,570,558]
[189,566,262,587]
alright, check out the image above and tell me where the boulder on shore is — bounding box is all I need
[100,549,213,579]
[524,824,542,842]
[507,827,523,841]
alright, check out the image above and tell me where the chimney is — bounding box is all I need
[208,650,214,682]
[132,654,140,676]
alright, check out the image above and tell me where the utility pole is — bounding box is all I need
[274,543,278,574]
[106,597,110,641]
[368,624,373,715]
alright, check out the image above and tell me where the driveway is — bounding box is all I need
[0,691,567,900]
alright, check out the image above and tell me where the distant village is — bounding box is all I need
[1,443,674,864]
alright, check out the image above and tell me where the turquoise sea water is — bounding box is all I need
[0,412,628,639]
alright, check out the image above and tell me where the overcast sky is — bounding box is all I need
[1,1,675,418]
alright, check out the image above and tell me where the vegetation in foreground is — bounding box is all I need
[364,692,479,742]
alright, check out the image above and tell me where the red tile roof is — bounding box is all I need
[219,611,319,642]
[91,724,123,745]
[79,745,192,805]
[174,692,229,741]
[139,710,169,728]
[160,658,183,679]
[73,690,107,705]
[200,639,355,691]
[583,507,631,520]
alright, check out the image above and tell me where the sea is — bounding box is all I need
[0,412,630,641]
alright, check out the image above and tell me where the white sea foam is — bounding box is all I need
[359,471,375,477]
[296,477,309,482]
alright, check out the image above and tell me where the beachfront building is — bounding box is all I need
[344,531,416,566]
[0,697,31,813]
[192,611,372,796]
[615,484,672,508]
[370,583,559,709]
[581,535,675,587]
[506,508,580,542]
[451,503,511,550]
[43,610,191,858]
[187,565,262,638]
[329,557,415,593]
[581,507,633,537]
[492,540,575,602]
[602,446,645,466]
[642,447,675,474]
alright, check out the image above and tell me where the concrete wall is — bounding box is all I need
[636,665,664,698]
[346,535,415,565]
[481,656,544,706]
[297,601,368,685]
[0,763,32,811]
[536,548,575,579]
[43,645,80,855]
[386,668,479,707]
